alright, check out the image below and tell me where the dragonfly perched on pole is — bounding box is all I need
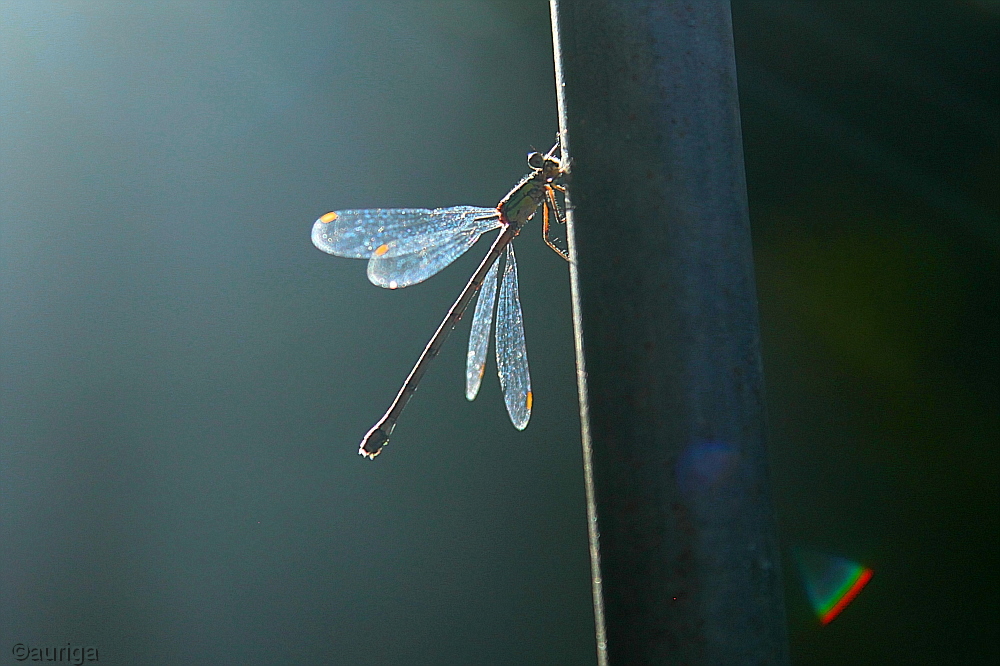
[312,142,569,458]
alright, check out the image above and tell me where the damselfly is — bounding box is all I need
[312,142,569,458]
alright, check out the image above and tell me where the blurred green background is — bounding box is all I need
[1,1,995,664]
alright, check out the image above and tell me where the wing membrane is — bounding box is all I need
[312,206,499,259]
[496,245,531,429]
[465,258,500,401]
[367,219,499,289]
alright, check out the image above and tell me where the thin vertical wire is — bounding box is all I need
[550,8,609,664]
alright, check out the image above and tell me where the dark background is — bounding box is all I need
[1,2,995,664]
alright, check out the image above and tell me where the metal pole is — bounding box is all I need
[550,1,789,663]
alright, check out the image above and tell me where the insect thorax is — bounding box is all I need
[498,173,548,227]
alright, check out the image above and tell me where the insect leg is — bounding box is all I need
[543,186,570,260]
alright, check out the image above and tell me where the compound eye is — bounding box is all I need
[527,151,544,169]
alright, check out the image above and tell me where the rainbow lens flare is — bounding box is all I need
[793,548,873,625]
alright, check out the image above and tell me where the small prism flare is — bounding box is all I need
[793,547,873,625]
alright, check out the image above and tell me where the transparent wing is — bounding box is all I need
[465,257,500,401]
[312,206,499,259]
[496,245,531,429]
[367,217,499,289]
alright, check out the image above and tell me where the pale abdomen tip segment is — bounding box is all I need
[359,424,390,459]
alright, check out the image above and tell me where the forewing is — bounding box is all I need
[465,258,500,401]
[312,206,497,259]
[496,245,531,429]
[313,208,434,258]
[367,210,501,289]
